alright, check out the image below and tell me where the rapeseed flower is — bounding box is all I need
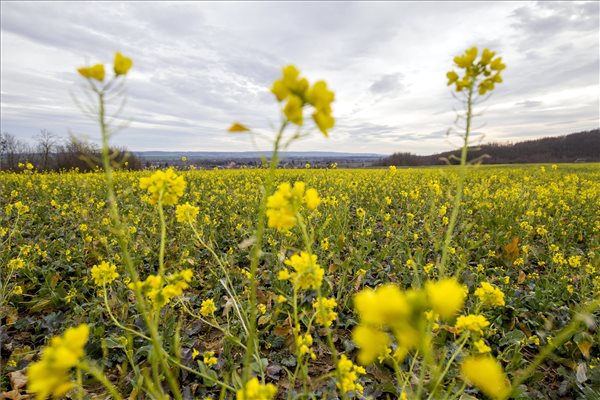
[281,251,324,290]
[270,65,335,136]
[461,356,510,399]
[455,314,490,335]
[78,64,105,81]
[352,325,390,365]
[90,261,119,287]
[447,47,505,94]
[337,354,366,394]
[354,284,410,326]
[266,182,320,232]
[176,202,200,223]
[203,351,217,367]
[201,299,216,317]
[313,297,337,327]
[236,377,277,400]
[474,282,505,307]
[113,52,133,76]
[425,278,466,319]
[139,168,186,206]
[27,324,89,400]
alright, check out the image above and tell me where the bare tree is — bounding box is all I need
[0,132,28,170]
[35,129,58,170]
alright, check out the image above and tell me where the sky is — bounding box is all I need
[1,1,599,155]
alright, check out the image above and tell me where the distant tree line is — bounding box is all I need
[378,129,600,166]
[0,130,142,172]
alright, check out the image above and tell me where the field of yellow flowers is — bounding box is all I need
[1,49,600,400]
[2,164,599,399]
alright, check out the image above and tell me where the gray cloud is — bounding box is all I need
[369,73,405,95]
[1,1,598,155]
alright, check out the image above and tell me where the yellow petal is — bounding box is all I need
[228,122,251,132]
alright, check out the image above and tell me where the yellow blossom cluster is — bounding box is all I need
[455,314,490,335]
[425,278,467,319]
[313,297,338,327]
[447,47,505,94]
[203,351,218,367]
[90,261,119,287]
[128,269,193,309]
[176,202,200,223]
[296,332,316,360]
[27,324,89,400]
[474,282,506,307]
[266,181,320,232]
[8,257,25,270]
[236,377,277,400]
[353,278,468,365]
[278,251,324,291]
[461,356,510,399]
[200,298,217,317]
[77,52,133,82]
[271,65,335,136]
[336,354,366,394]
[139,168,186,206]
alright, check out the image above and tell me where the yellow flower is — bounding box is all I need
[480,48,496,65]
[454,47,478,68]
[192,348,200,360]
[356,207,365,219]
[77,64,105,81]
[312,109,335,137]
[266,182,320,232]
[307,80,335,136]
[113,52,133,76]
[13,285,23,295]
[90,261,119,287]
[228,122,251,132]
[313,297,338,327]
[303,188,321,209]
[270,65,334,135]
[203,351,218,367]
[283,251,324,290]
[139,168,186,206]
[200,299,216,317]
[296,333,316,359]
[352,325,390,365]
[446,71,459,85]
[474,339,491,353]
[425,278,466,320]
[236,377,277,400]
[354,284,410,326]
[448,46,505,94]
[258,304,267,315]
[8,258,25,270]
[455,314,490,335]
[27,324,89,400]
[176,202,200,223]
[474,282,505,307]
[337,354,366,394]
[284,95,304,125]
[461,356,510,399]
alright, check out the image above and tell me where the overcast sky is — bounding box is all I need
[1,1,598,155]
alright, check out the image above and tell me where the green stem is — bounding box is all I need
[427,334,469,399]
[97,89,181,400]
[242,120,288,384]
[503,298,600,399]
[438,85,474,277]
[79,361,124,400]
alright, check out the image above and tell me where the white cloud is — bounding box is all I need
[1,1,598,155]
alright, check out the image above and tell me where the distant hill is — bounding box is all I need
[136,151,384,169]
[135,151,383,160]
[379,129,600,166]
